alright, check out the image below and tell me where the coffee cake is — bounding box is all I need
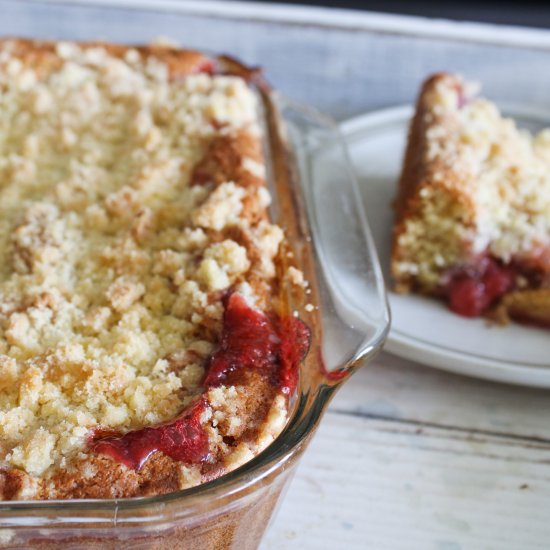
[0,39,310,500]
[392,73,550,323]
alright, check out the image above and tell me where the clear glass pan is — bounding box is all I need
[0,5,390,549]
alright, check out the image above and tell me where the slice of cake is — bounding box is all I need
[392,73,550,324]
[0,39,311,500]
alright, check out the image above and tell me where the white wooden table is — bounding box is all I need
[5,2,550,548]
[263,353,550,549]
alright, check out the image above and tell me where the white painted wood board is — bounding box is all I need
[264,358,550,550]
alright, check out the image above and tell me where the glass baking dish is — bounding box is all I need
[0,6,390,550]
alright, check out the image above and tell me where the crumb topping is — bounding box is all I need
[0,39,289,489]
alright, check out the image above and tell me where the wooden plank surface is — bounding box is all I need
[334,354,550,440]
[263,356,550,550]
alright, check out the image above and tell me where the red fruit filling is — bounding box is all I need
[91,293,311,470]
[91,399,208,471]
[446,257,514,317]
[277,315,311,395]
[194,58,216,74]
[204,293,310,395]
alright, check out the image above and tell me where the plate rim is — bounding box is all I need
[340,103,550,388]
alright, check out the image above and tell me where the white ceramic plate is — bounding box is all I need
[340,104,550,387]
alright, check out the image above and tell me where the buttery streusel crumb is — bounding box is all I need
[0,39,301,499]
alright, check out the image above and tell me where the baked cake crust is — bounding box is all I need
[0,39,309,500]
[392,73,550,320]
[392,73,478,294]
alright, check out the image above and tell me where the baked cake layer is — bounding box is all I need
[392,73,550,318]
[0,39,307,499]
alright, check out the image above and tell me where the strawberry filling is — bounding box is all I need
[445,257,515,317]
[91,399,208,471]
